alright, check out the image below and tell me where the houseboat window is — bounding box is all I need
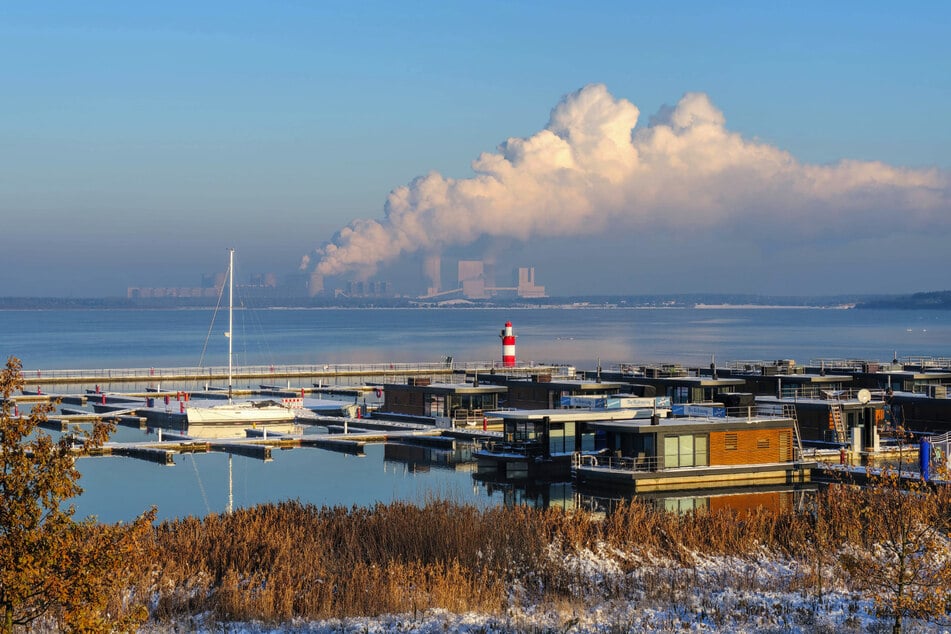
[428,395,446,417]
[679,435,695,467]
[846,411,858,428]
[512,421,542,442]
[704,386,732,400]
[529,422,542,441]
[664,496,709,515]
[580,431,595,453]
[633,435,655,457]
[663,434,710,468]
[549,423,566,454]
[671,386,690,404]
[696,435,708,465]
[549,421,576,454]
[664,436,678,467]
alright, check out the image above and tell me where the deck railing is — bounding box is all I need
[452,408,485,427]
[773,386,887,401]
[476,439,546,458]
[685,404,797,421]
[572,449,798,473]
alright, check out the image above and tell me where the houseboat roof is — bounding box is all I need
[631,376,746,388]
[873,370,951,381]
[757,394,883,408]
[746,373,852,385]
[507,378,629,391]
[588,413,795,434]
[385,382,508,395]
[488,408,650,423]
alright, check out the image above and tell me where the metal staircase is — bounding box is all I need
[830,403,846,444]
[783,404,805,461]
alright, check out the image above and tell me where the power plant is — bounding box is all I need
[309,254,547,299]
[131,254,545,302]
[418,255,546,300]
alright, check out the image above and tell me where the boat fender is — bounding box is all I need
[375,388,383,398]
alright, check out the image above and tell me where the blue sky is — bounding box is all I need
[1,1,948,297]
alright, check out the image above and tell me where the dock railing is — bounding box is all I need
[22,361,556,386]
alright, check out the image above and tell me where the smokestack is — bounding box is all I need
[308,272,324,297]
[423,254,441,295]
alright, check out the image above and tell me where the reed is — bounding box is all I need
[119,484,951,629]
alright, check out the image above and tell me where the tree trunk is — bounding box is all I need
[2,603,12,634]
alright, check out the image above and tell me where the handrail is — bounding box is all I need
[477,439,545,457]
[681,404,797,420]
[21,361,560,385]
[774,386,888,401]
[572,450,797,473]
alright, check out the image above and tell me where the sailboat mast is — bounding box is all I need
[227,248,234,403]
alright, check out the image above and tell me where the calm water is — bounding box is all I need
[3,306,951,523]
[4,306,951,371]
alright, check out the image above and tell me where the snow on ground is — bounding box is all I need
[141,545,949,633]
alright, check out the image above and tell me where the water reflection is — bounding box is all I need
[473,470,818,518]
[574,483,818,518]
[71,428,819,523]
[383,441,477,474]
[473,474,576,510]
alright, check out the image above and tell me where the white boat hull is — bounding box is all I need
[186,401,296,425]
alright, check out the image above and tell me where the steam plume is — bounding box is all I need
[302,84,948,281]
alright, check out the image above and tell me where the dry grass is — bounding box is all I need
[112,483,951,628]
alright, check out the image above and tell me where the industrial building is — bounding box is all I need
[418,255,546,300]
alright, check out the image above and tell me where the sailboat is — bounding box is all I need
[185,249,299,430]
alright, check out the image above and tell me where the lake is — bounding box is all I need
[3,306,950,522]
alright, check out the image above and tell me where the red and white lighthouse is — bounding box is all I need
[500,321,516,367]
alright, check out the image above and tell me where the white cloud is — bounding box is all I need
[304,84,949,279]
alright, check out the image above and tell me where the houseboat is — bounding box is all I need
[793,358,951,435]
[376,377,507,427]
[477,372,632,409]
[474,397,671,478]
[756,388,885,445]
[571,404,811,493]
[719,360,854,399]
[606,363,747,405]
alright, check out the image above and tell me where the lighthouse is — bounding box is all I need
[500,321,516,367]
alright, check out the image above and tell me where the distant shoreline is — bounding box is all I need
[0,292,945,310]
[693,303,855,309]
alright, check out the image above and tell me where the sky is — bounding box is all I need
[1,1,949,298]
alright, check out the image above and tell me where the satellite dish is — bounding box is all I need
[857,388,871,404]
